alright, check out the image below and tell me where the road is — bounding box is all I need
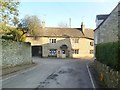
[2,57,94,88]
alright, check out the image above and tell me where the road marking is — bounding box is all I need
[1,65,37,81]
[86,63,96,89]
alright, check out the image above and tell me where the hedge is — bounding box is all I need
[96,41,120,71]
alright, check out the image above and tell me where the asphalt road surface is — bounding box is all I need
[2,57,94,88]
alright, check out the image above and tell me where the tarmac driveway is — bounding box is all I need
[2,57,94,88]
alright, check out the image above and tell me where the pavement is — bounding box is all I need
[2,57,95,89]
[2,63,36,76]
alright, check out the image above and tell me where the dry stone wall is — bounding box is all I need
[93,60,120,88]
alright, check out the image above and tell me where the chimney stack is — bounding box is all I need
[81,22,85,33]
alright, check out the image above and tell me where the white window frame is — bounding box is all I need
[49,38,57,43]
[72,49,79,54]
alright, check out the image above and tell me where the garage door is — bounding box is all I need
[32,46,42,57]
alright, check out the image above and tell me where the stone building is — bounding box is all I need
[94,2,120,45]
[26,22,94,58]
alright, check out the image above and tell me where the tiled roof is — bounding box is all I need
[84,28,94,39]
[27,27,94,39]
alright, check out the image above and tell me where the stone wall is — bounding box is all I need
[93,60,120,88]
[1,40,32,69]
[42,37,72,58]
[95,3,120,44]
[0,39,2,77]
[0,39,2,68]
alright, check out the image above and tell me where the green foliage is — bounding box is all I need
[0,0,20,31]
[96,41,120,71]
[0,0,26,42]
[2,28,26,42]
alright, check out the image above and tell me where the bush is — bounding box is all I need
[2,28,26,42]
[96,41,120,71]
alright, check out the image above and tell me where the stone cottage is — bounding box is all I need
[26,22,94,58]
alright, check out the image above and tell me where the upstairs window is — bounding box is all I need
[49,39,56,43]
[90,50,94,54]
[72,38,79,43]
[118,11,120,16]
[90,42,94,46]
[75,39,79,43]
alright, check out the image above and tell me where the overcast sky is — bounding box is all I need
[19,0,120,29]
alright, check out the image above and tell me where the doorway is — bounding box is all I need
[60,44,68,58]
[32,46,42,57]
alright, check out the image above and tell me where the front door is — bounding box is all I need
[60,44,68,58]
[62,50,66,58]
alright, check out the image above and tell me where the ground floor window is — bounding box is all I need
[49,49,57,56]
[90,50,94,54]
[72,49,79,54]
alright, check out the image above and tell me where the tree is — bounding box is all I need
[0,0,20,31]
[0,0,26,42]
[2,27,26,42]
[20,15,42,38]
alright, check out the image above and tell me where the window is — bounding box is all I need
[90,42,94,46]
[73,49,79,54]
[118,11,120,16]
[75,39,79,43]
[90,50,94,54]
[72,38,79,43]
[49,39,56,43]
[49,49,57,56]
